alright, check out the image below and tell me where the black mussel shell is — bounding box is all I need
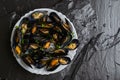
[49,12,61,23]
[59,57,71,65]
[61,33,72,48]
[34,56,48,69]
[66,39,79,50]
[46,58,60,71]
[20,17,35,28]
[21,55,34,68]
[52,49,68,57]
[12,29,21,47]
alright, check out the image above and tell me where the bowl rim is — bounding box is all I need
[10,8,78,75]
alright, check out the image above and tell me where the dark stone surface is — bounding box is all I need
[0,0,120,80]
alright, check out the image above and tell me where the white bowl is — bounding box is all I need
[11,8,78,75]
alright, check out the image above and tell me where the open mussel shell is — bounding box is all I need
[15,45,21,55]
[64,18,71,32]
[46,58,60,71]
[66,39,79,50]
[33,58,48,69]
[35,57,50,68]
[31,11,44,20]
[49,12,61,23]
[41,40,51,49]
[52,49,68,57]
[61,33,72,48]
[12,29,21,47]
[20,17,34,28]
[21,55,34,68]
[59,57,71,65]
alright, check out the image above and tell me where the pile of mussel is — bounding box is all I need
[12,11,79,71]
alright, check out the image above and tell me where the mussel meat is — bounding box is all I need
[46,58,59,71]
[43,41,51,49]
[66,39,79,50]
[32,25,37,34]
[21,23,28,34]
[15,45,21,55]
[30,43,39,49]
[21,55,34,68]
[59,57,71,65]
[32,12,44,20]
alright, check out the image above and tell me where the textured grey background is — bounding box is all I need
[0,0,120,80]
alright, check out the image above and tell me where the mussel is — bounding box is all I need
[59,57,71,65]
[31,11,44,20]
[15,45,21,55]
[46,58,59,71]
[31,51,46,68]
[62,18,71,32]
[52,49,68,57]
[21,55,34,68]
[30,43,39,49]
[40,28,50,34]
[13,29,21,47]
[61,33,72,48]
[43,41,51,49]
[35,57,50,68]
[21,23,28,34]
[53,26,62,33]
[49,12,61,23]
[31,25,37,34]
[66,39,79,50]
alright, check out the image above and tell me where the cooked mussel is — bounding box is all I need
[31,51,46,68]
[59,57,71,65]
[61,33,72,48]
[41,15,53,23]
[31,25,37,34]
[13,29,21,47]
[43,41,51,49]
[40,28,50,34]
[46,58,59,71]
[66,39,79,50]
[62,18,71,32]
[35,57,50,68]
[62,23,71,32]
[15,45,21,55]
[53,26,62,33]
[49,12,61,23]
[30,43,39,49]
[52,49,68,57]
[21,55,34,68]
[12,10,79,71]
[31,11,44,20]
